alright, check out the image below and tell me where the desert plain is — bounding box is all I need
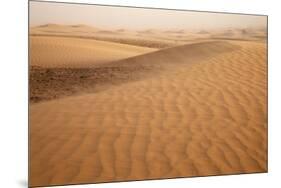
[29,23,267,187]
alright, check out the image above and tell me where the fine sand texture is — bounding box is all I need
[29,31,267,187]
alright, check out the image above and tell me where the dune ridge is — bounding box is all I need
[30,36,156,68]
[30,41,239,103]
[29,39,267,187]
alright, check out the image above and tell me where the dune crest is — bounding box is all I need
[30,41,239,103]
[30,36,156,68]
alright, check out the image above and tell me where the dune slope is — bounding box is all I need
[30,41,238,103]
[29,40,267,187]
[30,35,156,68]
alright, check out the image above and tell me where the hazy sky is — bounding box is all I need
[29,1,267,30]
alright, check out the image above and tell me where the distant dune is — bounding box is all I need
[30,35,267,187]
[32,24,100,33]
[30,24,182,48]
[211,28,267,41]
[197,30,209,34]
[30,24,266,48]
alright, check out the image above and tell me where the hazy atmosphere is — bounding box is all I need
[30,1,266,30]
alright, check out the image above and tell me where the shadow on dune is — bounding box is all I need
[29,41,239,103]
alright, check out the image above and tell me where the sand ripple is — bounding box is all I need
[29,40,267,187]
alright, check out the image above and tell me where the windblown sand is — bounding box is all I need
[29,25,267,187]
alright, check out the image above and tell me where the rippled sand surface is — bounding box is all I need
[30,32,267,186]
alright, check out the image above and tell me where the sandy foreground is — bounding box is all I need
[29,25,267,187]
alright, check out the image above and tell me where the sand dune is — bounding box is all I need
[30,24,183,48]
[30,24,266,50]
[211,28,267,41]
[30,35,156,68]
[31,24,100,34]
[29,41,238,103]
[29,39,267,187]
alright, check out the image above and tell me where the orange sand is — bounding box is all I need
[29,25,267,187]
